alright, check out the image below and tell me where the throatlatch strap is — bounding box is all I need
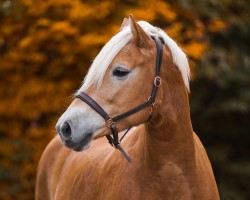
[120,127,132,142]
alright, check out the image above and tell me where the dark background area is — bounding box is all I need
[0,0,249,199]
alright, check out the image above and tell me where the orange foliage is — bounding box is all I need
[208,18,228,32]
[182,42,207,60]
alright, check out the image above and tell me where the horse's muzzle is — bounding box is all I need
[56,120,93,151]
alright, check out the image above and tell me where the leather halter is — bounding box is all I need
[75,35,163,162]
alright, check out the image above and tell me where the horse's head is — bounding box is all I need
[56,15,189,151]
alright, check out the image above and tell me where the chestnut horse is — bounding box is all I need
[36,15,219,200]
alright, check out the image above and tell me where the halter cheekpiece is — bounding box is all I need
[75,35,163,162]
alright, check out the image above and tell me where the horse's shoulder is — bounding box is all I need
[38,135,70,169]
[36,136,71,200]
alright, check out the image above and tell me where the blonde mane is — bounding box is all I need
[80,21,190,91]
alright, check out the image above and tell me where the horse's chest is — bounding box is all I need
[55,162,192,200]
[116,166,192,200]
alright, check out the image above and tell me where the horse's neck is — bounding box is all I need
[137,57,195,170]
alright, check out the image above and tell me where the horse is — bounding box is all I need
[35,15,220,200]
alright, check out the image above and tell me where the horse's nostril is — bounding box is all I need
[60,121,72,140]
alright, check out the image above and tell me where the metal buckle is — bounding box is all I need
[147,96,152,102]
[150,102,155,114]
[154,76,161,87]
[106,118,115,128]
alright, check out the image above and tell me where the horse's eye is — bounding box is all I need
[112,67,130,78]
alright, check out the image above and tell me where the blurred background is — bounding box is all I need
[0,0,249,199]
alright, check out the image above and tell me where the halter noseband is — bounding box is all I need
[75,36,163,162]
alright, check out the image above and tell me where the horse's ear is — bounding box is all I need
[129,14,151,48]
[120,18,129,31]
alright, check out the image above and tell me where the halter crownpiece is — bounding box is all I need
[75,35,163,162]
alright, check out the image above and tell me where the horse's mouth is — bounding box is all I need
[67,133,93,152]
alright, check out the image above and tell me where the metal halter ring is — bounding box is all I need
[106,118,116,128]
[147,96,152,102]
[154,76,161,87]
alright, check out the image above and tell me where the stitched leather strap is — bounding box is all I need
[113,101,152,122]
[76,92,110,121]
[150,35,163,103]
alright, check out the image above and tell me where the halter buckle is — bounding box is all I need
[154,76,161,87]
[150,102,155,114]
[147,96,152,102]
[106,118,116,128]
